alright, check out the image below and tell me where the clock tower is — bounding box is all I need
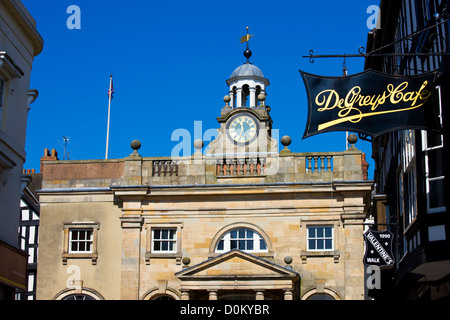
[206,42,278,176]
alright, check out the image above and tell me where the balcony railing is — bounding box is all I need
[216,158,266,177]
[152,160,178,177]
[305,155,333,173]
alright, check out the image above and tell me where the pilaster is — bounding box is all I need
[119,215,143,300]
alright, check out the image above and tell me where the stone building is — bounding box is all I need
[36,50,372,300]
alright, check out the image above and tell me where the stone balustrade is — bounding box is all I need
[40,142,368,189]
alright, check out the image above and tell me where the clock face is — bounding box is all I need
[227,114,259,144]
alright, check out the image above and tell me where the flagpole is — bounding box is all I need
[105,74,113,159]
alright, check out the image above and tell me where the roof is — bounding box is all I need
[230,62,264,78]
[226,62,270,87]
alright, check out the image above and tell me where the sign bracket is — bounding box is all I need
[303,18,449,64]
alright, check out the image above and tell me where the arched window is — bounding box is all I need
[241,84,250,106]
[231,86,237,108]
[255,85,262,106]
[62,294,95,300]
[306,293,335,300]
[153,295,176,300]
[215,228,268,253]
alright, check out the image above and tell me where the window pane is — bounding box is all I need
[154,241,160,251]
[427,130,442,148]
[230,240,237,249]
[170,230,176,239]
[260,239,267,250]
[71,242,77,252]
[231,229,237,239]
[71,231,78,240]
[428,148,444,177]
[246,240,253,250]
[154,229,160,239]
[238,228,245,238]
[247,230,253,238]
[325,239,333,250]
[309,239,315,250]
[317,228,324,238]
[309,227,316,238]
[325,227,332,238]
[161,241,168,251]
[239,240,245,249]
[317,240,324,250]
[217,239,224,251]
[429,178,445,208]
[161,230,168,239]
[79,242,86,252]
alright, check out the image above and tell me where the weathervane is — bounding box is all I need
[240,26,254,63]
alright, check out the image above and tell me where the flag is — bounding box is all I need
[108,77,115,100]
[240,34,254,43]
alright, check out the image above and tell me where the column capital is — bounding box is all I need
[255,290,265,300]
[208,290,218,300]
[180,290,190,300]
[283,289,293,300]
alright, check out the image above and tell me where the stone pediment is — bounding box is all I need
[176,250,298,280]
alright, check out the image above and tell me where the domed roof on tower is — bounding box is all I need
[230,63,265,79]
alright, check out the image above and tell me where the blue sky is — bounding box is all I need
[21,0,378,178]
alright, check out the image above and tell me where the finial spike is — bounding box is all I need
[240,27,253,63]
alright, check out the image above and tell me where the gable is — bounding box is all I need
[176,250,297,279]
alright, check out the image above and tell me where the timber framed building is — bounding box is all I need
[366,0,450,300]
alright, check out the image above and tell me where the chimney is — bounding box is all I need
[40,148,59,172]
[361,153,369,181]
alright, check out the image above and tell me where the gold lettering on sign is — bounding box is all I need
[315,80,432,131]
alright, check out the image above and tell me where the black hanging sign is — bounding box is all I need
[300,69,441,139]
[363,229,395,267]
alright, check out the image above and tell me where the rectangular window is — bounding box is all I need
[63,222,99,265]
[69,229,93,253]
[422,86,445,213]
[152,228,177,253]
[404,166,417,226]
[307,226,333,251]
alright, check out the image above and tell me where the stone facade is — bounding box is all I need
[36,58,372,300]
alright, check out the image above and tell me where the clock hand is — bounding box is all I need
[237,130,244,141]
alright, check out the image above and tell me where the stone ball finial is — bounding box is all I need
[257,93,266,102]
[182,257,191,265]
[223,95,231,107]
[281,136,292,147]
[194,139,204,150]
[131,139,141,151]
[284,256,293,264]
[347,133,358,145]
